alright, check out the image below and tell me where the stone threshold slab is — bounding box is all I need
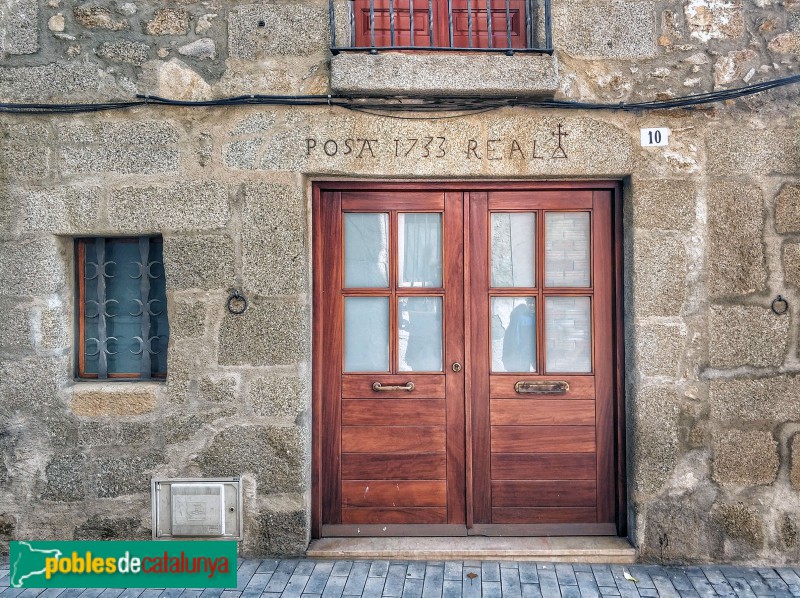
[307,536,636,563]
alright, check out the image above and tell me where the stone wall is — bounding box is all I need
[0,0,799,564]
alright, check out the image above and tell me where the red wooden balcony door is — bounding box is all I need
[352,0,528,49]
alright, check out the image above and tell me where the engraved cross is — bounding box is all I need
[552,123,568,159]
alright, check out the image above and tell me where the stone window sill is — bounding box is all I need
[70,380,163,417]
[330,52,559,98]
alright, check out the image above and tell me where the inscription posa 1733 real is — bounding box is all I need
[305,124,569,161]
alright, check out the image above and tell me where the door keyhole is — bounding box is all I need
[452,362,462,372]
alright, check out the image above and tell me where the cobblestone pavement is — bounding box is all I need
[3,559,800,597]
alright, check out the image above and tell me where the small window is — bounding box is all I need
[76,237,169,380]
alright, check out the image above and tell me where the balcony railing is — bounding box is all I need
[329,0,552,54]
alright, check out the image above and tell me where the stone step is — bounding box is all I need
[306,536,637,563]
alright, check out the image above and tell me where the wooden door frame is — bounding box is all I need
[311,180,627,539]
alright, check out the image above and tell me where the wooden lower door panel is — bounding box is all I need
[342,453,447,480]
[491,426,596,453]
[342,399,446,425]
[491,399,595,426]
[491,453,596,480]
[492,507,597,524]
[342,480,447,507]
[491,480,596,507]
[341,409,449,523]
[343,507,447,524]
[342,426,446,453]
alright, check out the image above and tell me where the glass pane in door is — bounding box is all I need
[398,213,442,288]
[398,296,443,371]
[491,212,536,288]
[491,297,536,372]
[545,212,591,287]
[545,296,592,373]
[344,213,390,288]
[344,297,390,371]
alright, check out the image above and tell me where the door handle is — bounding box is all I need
[514,380,570,395]
[372,381,416,392]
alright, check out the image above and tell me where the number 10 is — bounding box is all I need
[648,130,662,145]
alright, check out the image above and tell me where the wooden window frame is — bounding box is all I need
[486,208,595,376]
[341,207,447,375]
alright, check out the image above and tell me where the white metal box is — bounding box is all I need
[152,478,242,540]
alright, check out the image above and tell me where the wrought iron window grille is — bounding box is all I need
[330,0,552,54]
[76,236,169,380]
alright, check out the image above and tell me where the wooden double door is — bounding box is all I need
[313,182,623,537]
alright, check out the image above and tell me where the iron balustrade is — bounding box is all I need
[330,0,552,54]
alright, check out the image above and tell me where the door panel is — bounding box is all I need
[314,184,620,537]
[352,0,527,49]
[592,190,617,525]
[469,189,615,534]
[490,426,596,453]
[487,190,594,210]
[342,425,447,453]
[489,375,595,398]
[342,481,447,507]
[491,453,596,480]
[491,480,597,507]
[343,508,447,524]
[318,190,465,532]
[342,399,446,425]
[490,399,595,425]
[492,507,598,524]
[448,0,528,49]
[342,453,447,479]
[353,0,435,48]
[342,191,444,209]
[342,373,446,397]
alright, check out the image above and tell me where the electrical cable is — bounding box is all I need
[0,72,798,115]
[346,106,500,119]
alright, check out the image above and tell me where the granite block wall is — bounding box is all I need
[0,0,799,563]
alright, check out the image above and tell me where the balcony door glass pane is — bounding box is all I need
[545,212,591,288]
[398,296,443,371]
[491,212,536,288]
[344,213,389,288]
[398,212,442,288]
[491,297,536,373]
[545,296,591,373]
[344,297,390,372]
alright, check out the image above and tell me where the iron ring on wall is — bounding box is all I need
[227,290,248,315]
[771,295,789,315]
